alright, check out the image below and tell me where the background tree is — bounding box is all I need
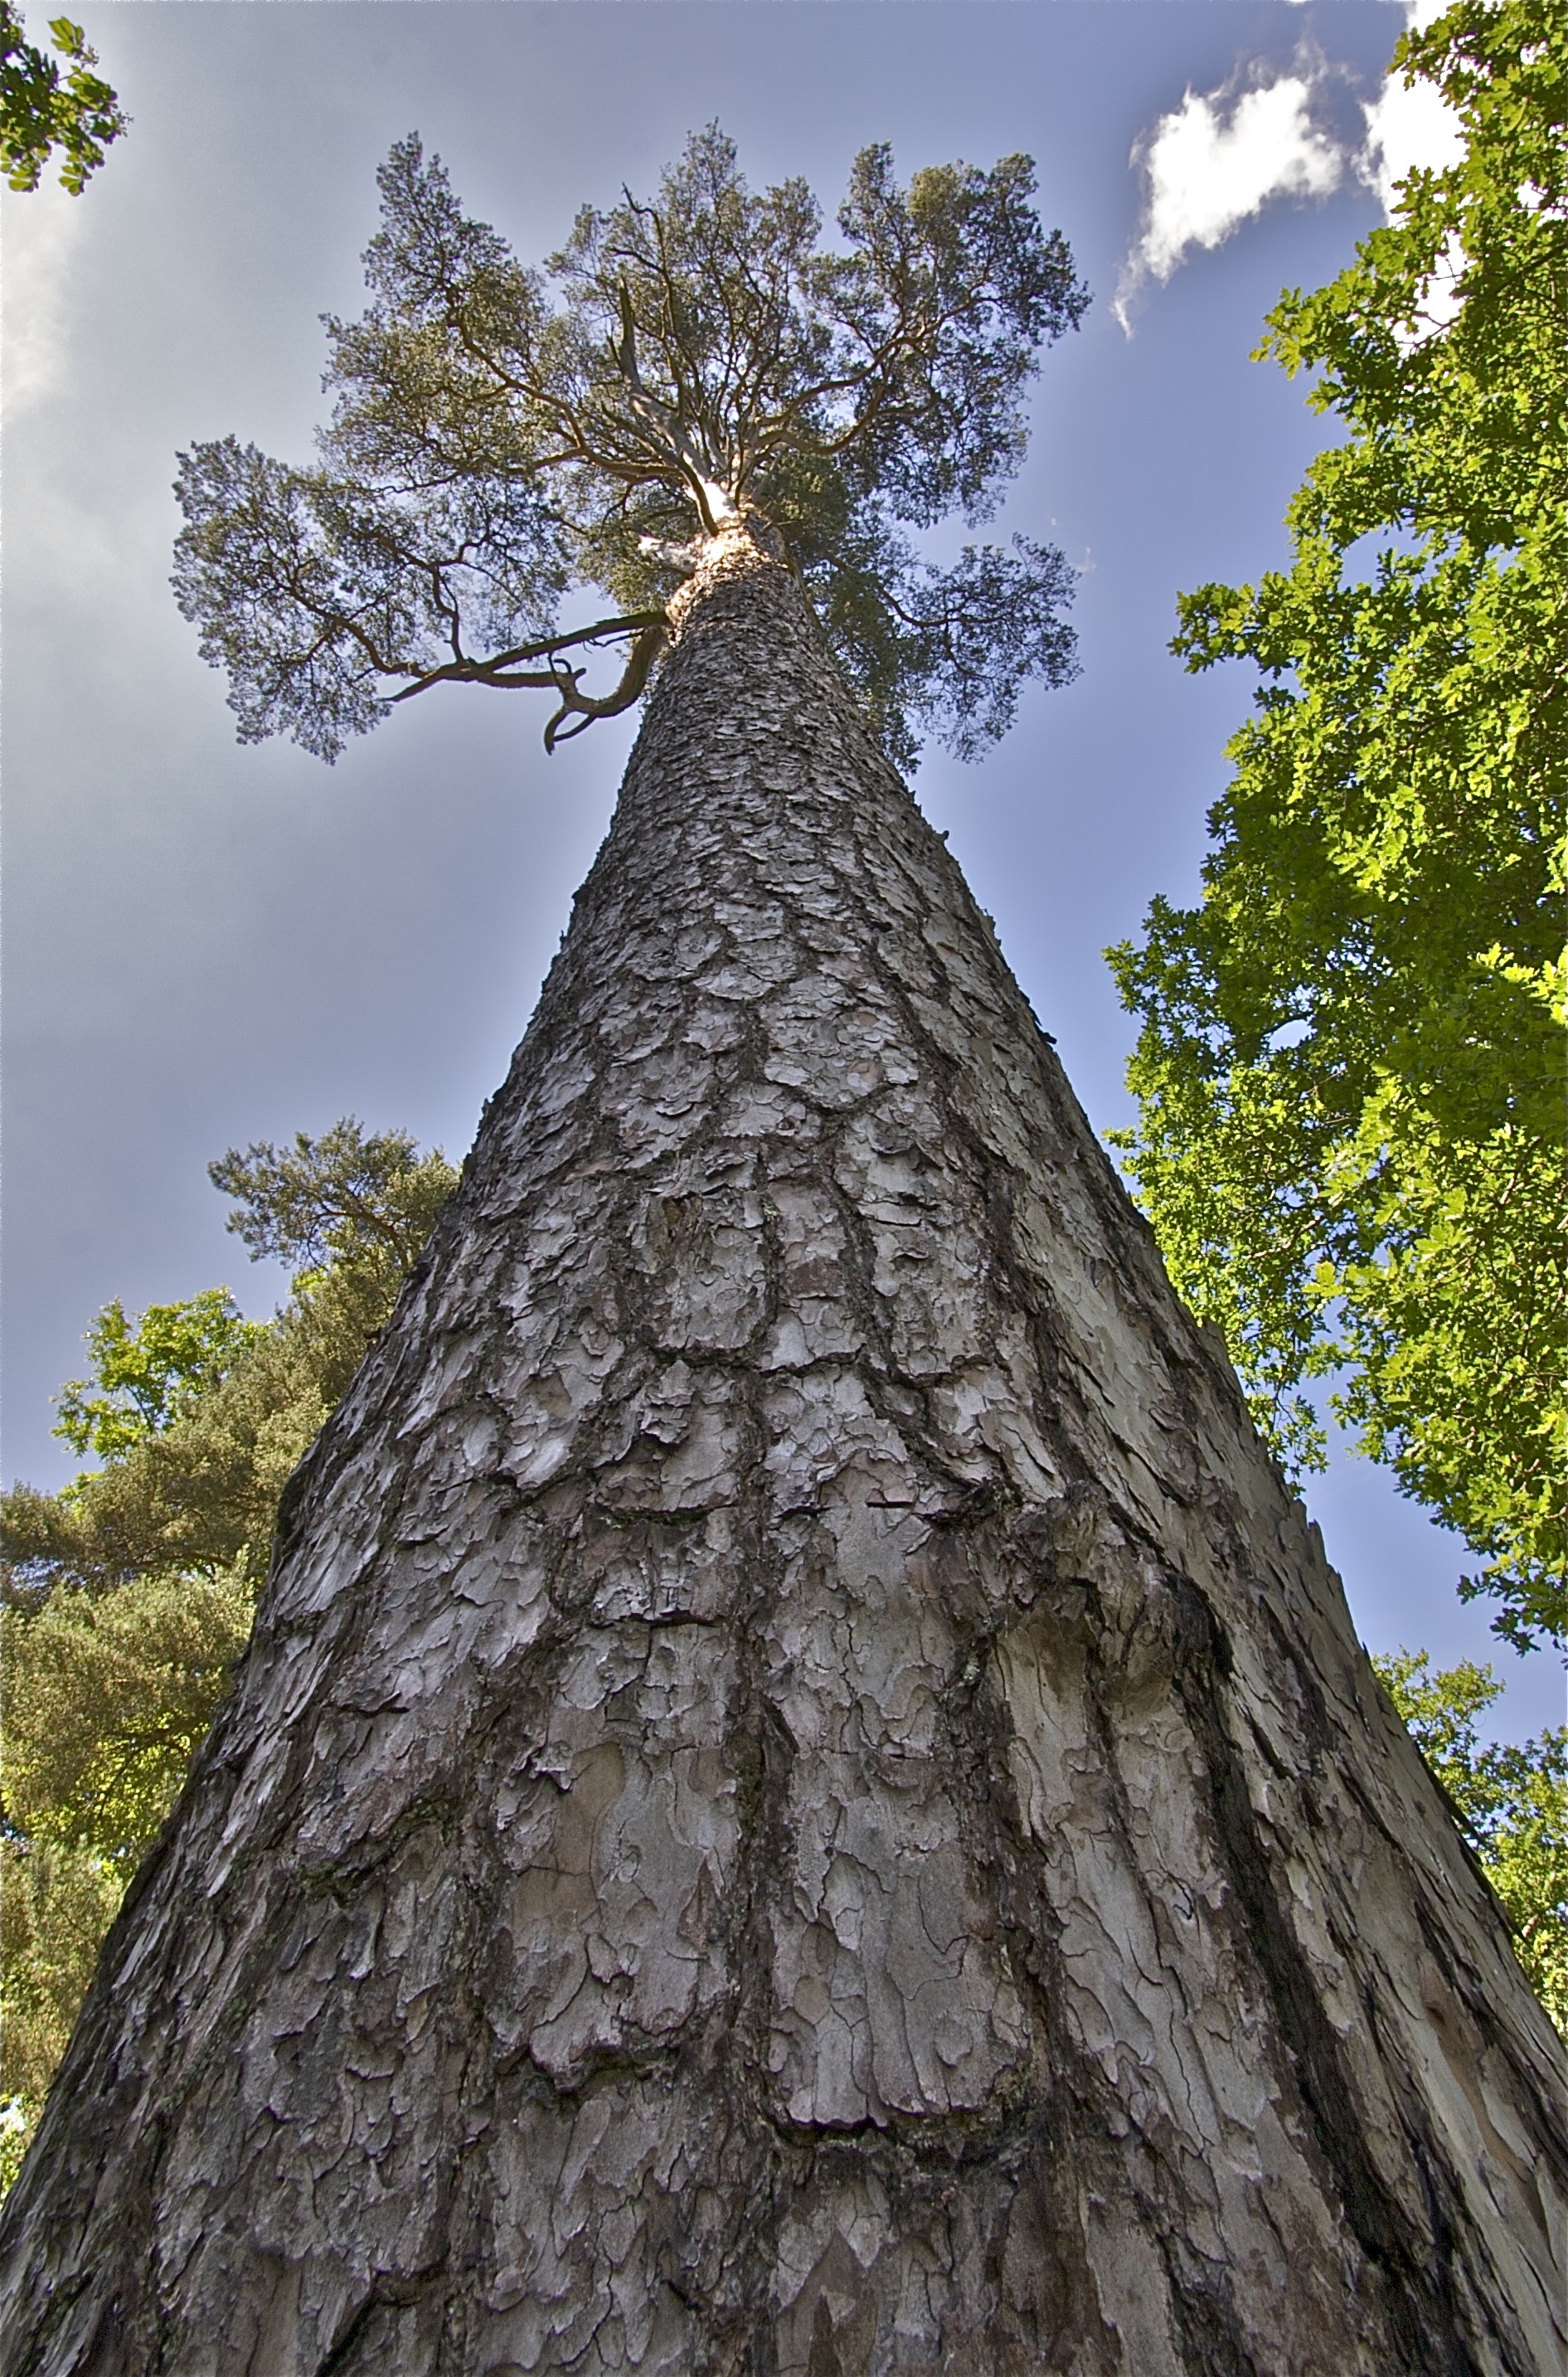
[1109,0,1565,1653]
[0,0,124,193]
[0,1122,454,2189]
[52,1290,266,1465]
[172,124,1086,770]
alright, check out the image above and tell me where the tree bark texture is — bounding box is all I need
[2,532,1562,2377]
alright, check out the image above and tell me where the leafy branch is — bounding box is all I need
[0,2,124,194]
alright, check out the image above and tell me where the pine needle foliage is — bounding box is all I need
[172,127,1088,769]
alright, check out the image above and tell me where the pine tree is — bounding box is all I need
[1,130,1560,2376]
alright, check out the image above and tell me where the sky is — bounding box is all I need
[2,0,1556,1738]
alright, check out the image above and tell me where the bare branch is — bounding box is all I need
[544,621,667,751]
[388,609,668,702]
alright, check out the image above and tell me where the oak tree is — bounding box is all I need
[1109,0,1566,1652]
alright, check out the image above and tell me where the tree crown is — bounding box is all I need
[208,1116,454,1281]
[173,127,1088,766]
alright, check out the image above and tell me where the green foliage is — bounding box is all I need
[0,0,124,194]
[53,1289,266,1462]
[3,1569,256,1869]
[209,1117,457,1281]
[0,1121,455,2185]
[0,2093,34,2197]
[0,1844,124,2182]
[2,1315,333,1607]
[3,1127,457,1611]
[1109,0,1566,1650]
[1375,1648,1567,2034]
[172,126,1087,767]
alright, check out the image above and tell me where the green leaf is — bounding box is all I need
[0,0,124,195]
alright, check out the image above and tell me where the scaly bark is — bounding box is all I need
[2,530,1561,2375]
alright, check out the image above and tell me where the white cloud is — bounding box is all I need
[1115,69,1343,331]
[1359,14,1465,211]
[1114,6,1470,335]
[1,182,89,420]
[1359,3,1468,341]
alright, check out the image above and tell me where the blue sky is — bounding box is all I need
[2,0,1556,1735]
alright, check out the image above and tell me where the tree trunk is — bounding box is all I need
[2,531,1561,2377]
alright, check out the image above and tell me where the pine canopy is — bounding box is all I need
[173,127,1089,768]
